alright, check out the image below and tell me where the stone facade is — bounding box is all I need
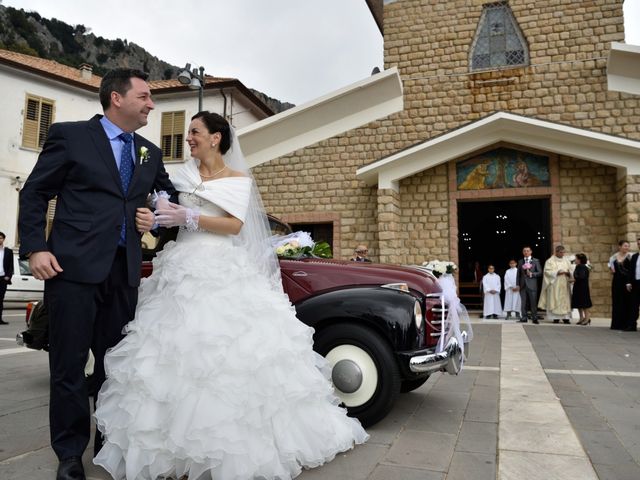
[253,0,640,316]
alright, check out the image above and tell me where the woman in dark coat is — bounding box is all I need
[609,241,632,330]
[572,253,592,325]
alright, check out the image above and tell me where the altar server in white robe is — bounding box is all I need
[482,265,503,319]
[503,259,521,319]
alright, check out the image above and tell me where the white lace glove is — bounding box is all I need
[149,190,171,209]
[155,202,200,231]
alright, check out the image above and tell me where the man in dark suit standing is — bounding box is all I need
[516,246,542,324]
[0,231,14,325]
[625,236,640,331]
[18,69,176,480]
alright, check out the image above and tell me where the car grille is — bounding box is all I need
[425,294,449,346]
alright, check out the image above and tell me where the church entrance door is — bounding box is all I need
[457,198,551,308]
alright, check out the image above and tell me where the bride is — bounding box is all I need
[93,111,368,480]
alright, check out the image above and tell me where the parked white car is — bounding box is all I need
[5,254,44,304]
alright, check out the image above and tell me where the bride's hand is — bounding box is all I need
[155,202,200,230]
[155,196,170,211]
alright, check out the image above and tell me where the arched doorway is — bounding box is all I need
[457,198,551,308]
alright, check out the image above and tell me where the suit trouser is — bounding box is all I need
[630,282,640,328]
[45,248,137,461]
[0,279,7,320]
[520,286,538,319]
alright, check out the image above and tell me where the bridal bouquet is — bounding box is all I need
[272,231,332,259]
[422,260,457,278]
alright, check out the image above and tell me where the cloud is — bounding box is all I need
[3,0,383,104]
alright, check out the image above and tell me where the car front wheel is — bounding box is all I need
[313,323,401,427]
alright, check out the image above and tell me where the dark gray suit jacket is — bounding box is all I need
[2,247,13,283]
[516,257,542,290]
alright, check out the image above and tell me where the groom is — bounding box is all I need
[516,245,542,323]
[19,69,176,480]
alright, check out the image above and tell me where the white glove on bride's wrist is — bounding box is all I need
[155,202,200,231]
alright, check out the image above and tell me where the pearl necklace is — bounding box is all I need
[199,165,227,179]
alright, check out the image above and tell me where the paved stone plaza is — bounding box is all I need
[1,310,639,479]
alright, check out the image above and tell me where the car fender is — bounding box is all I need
[293,287,420,350]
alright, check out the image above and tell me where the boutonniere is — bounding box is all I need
[139,146,150,165]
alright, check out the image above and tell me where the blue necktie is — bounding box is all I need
[118,133,134,246]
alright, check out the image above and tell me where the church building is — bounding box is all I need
[253,0,640,316]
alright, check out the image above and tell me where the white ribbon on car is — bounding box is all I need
[435,274,473,368]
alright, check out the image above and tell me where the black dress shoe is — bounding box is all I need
[623,326,638,331]
[562,319,571,324]
[57,457,85,480]
[0,319,8,325]
[553,319,560,324]
[519,318,528,323]
[532,319,539,324]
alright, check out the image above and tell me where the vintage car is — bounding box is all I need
[18,217,468,427]
[5,253,44,305]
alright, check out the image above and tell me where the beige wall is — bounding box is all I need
[383,0,639,141]
[254,0,640,316]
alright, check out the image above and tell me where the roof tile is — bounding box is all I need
[0,48,236,91]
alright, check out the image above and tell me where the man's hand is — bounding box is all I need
[29,251,63,280]
[136,208,155,233]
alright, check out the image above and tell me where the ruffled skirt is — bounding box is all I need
[93,236,368,480]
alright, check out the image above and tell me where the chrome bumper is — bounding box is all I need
[409,331,469,375]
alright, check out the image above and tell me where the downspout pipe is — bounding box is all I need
[219,89,228,119]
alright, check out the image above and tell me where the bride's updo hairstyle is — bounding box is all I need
[192,111,232,154]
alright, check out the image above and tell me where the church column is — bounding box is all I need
[616,171,640,240]
[377,188,401,264]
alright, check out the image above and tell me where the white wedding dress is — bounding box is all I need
[94,179,368,480]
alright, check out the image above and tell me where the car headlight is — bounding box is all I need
[414,300,423,329]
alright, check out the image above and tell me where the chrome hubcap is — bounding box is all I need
[331,359,363,393]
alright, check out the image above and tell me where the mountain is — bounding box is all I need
[0,4,295,113]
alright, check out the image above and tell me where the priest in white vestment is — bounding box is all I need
[503,260,521,319]
[538,245,573,323]
[482,265,503,319]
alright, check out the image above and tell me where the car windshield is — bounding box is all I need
[269,218,292,236]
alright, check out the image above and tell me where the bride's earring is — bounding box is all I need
[211,143,216,148]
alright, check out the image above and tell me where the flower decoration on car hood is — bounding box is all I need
[273,231,332,259]
[421,260,457,278]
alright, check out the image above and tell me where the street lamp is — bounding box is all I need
[177,63,206,111]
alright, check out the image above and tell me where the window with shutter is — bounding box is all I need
[160,111,186,161]
[22,95,55,150]
[469,2,529,72]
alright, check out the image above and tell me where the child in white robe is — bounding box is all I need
[482,265,503,319]
[503,259,521,319]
